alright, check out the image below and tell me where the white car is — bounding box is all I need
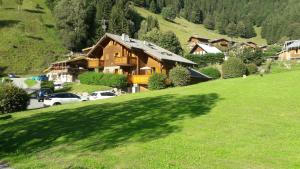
[89,91,116,101]
[44,93,87,106]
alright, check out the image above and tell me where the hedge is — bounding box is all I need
[0,83,29,114]
[185,53,225,67]
[246,63,258,75]
[148,73,167,90]
[79,72,127,88]
[200,67,221,79]
[222,57,247,79]
[41,81,54,92]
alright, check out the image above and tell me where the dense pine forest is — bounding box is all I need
[46,0,299,52]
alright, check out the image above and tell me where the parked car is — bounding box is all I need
[54,83,64,90]
[8,73,18,78]
[37,88,53,102]
[89,91,116,101]
[32,75,48,81]
[44,93,87,106]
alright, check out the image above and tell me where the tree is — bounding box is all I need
[15,0,23,11]
[0,0,3,9]
[138,16,159,38]
[237,21,246,37]
[141,28,183,55]
[54,0,89,51]
[169,65,191,86]
[93,0,113,42]
[161,6,176,21]
[149,0,158,13]
[226,22,238,38]
[203,15,215,30]
[190,8,203,24]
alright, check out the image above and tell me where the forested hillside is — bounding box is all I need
[132,0,300,44]
[0,0,67,74]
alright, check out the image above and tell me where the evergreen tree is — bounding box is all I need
[236,21,246,37]
[138,16,159,38]
[15,0,23,11]
[203,15,215,30]
[149,0,158,13]
[190,8,203,24]
[54,0,89,51]
[161,6,176,21]
[94,0,113,42]
[226,22,237,38]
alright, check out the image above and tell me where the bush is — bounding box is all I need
[246,63,258,75]
[148,73,167,90]
[41,81,54,91]
[200,67,221,79]
[222,57,247,79]
[161,6,176,21]
[0,83,29,114]
[79,72,127,88]
[185,53,225,67]
[169,65,191,86]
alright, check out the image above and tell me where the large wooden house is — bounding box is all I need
[278,40,300,61]
[84,33,207,86]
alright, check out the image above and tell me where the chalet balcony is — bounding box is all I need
[114,57,137,66]
[88,59,104,68]
[128,75,151,85]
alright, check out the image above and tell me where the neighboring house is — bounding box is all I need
[84,33,208,88]
[190,43,222,55]
[278,40,300,61]
[209,38,231,49]
[187,35,210,48]
[45,56,88,83]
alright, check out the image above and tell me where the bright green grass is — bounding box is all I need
[135,7,267,51]
[56,83,112,94]
[0,0,67,74]
[24,79,37,88]
[1,71,300,169]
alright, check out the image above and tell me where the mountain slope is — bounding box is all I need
[135,6,267,51]
[0,0,67,74]
[1,70,300,168]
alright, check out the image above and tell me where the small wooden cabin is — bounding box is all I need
[85,33,202,87]
[279,40,300,61]
[187,35,210,47]
[209,38,230,48]
[190,43,222,55]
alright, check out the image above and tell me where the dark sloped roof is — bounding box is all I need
[88,33,196,65]
[188,68,212,79]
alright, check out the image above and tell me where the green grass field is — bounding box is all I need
[56,83,112,94]
[24,79,37,88]
[135,7,267,51]
[0,0,67,74]
[1,70,300,169]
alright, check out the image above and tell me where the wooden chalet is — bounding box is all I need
[278,40,300,61]
[187,35,210,48]
[84,33,208,88]
[45,55,89,83]
[190,43,222,55]
[209,38,231,49]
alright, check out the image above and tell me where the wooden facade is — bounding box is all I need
[85,34,195,86]
[279,49,300,61]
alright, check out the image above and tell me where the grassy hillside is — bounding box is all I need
[0,0,67,74]
[135,7,267,51]
[1,70,300,168]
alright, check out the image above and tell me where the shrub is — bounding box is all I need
[246,63,258,75]
[200,67,221,79]
[148,73,167,90]
[185,53,225,67]
[161,6,176,21]
[79,72,127,88]
[169,65,191,86]
[0,83,29,114]
[41,81,54,91]
[222,57,247,79]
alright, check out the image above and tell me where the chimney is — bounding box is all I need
[121,33,126,41]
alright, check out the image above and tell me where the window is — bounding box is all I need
[101,92,115,96]
[114,52,120,57]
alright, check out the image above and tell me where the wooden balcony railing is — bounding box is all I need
[88,59,104,68]
[128,75,151,85]
[114,57,137,66]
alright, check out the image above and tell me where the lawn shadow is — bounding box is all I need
[23,9,45,14]
[0,20,20,28]
[0,93,220,156]
[44,24,54,29]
